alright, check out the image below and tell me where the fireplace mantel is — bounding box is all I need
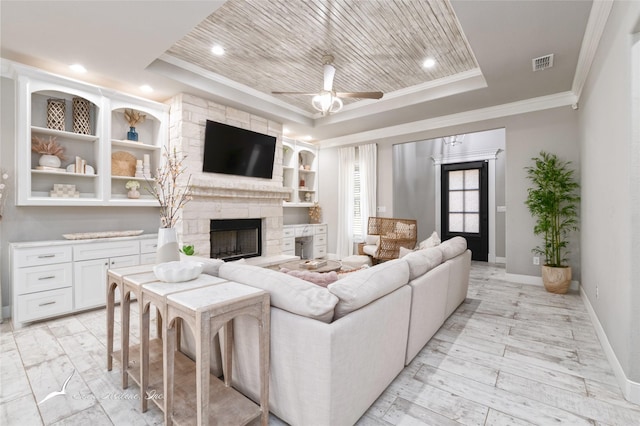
[191,181,291,201]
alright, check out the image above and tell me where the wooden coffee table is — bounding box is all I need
[280,259,342,273]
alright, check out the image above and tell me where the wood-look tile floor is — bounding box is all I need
[1,263,639,425]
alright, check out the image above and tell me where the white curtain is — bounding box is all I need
[359,143,377,239]
[337,146,356,257]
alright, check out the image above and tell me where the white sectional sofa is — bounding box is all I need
[206,236,471,426]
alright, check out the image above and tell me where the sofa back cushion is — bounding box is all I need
[219,263,338,323]
[328,258,410,319]
[403,247,443,280]
[438,236,468,261]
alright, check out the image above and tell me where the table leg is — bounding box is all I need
[196,314,211,426]
[156,306,162,339]
[140,299,150,412]
[223,320,233,387]
[121,291,130,389]
[163,316,176,426]
[106,280,115,371]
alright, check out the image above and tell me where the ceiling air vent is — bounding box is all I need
[532,54,554,71]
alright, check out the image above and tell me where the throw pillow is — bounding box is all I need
[418,231,441,250]
[280,268,339,287]
[365,235,380,245]
[399,246,414,258]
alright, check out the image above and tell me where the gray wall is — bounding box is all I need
[319,107,580,280]
[578,1,640,382]
[392,128,506,257]
[0,77,160,317]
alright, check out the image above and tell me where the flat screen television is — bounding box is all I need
[203,120,276,179]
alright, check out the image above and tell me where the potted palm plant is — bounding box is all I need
[525,151,580,294]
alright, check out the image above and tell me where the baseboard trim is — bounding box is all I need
[495,257,506,264]
[580,287,640,404]
[1,305,10,321]
[504,273,580,291]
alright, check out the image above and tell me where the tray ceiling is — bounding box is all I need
[165,0,478,114]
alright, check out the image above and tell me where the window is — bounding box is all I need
[447,169,480,233]
[353,163,362,239]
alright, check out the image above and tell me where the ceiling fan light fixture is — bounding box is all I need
[312,91,343,115]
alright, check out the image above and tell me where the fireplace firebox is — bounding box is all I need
[210,219,262,261]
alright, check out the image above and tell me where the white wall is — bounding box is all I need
[318,106,580,279]
[578,0,640,385]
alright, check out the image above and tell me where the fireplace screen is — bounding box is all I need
[210,218,261,261]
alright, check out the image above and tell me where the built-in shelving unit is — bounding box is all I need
[282,138,319,207]
[15,64,168,206]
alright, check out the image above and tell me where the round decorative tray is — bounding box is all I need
[112,151,136,177]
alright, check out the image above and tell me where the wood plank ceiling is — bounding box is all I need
[165,0,478,114]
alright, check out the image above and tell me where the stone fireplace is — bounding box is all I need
[168,93,290,258]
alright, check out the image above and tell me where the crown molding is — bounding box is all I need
[571,0,614,102]
[319,91,577,148]
[432,148,502,165]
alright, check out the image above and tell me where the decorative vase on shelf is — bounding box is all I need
[127,127,138,142]
[127,189,140,199]
[39,154,61,168]
[156,228,180,264]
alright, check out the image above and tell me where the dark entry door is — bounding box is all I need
[441,161,489,261]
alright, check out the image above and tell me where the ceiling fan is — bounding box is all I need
[272,54,384,115]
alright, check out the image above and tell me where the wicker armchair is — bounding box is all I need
[358,217,417,261]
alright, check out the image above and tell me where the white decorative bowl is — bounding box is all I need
[153,261,203,283]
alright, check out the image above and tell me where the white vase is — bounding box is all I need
[127,189,140,199]
[39,154,61,168]
[156,228,180,264]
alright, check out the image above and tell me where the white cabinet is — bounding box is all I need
[13,62,168,206]
[11,234,155,328]
[282,138,319,206]
[283,224,327,259]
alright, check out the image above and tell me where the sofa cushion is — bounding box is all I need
[403,247,444,280]
[328,258,410,319]
[438,236,468,261]
[362,244,378,256]
[418,231,441,250]
[219,263,338,323]
[398,246,414,258]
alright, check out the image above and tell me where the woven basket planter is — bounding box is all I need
[72,97,91,134]
[47,98,66,131]
[542,265,572,294]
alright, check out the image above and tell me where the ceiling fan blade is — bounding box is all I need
[271,91,318,96]
[323,64,336,92]
[335,91,384,99]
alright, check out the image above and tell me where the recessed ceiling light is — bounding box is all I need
[69,64,87,73]
[139,85,153,93]
[211,45,225,56]
[423,58,436,69]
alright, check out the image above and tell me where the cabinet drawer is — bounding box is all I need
[283,227,295,238]
[109,254,140,269]
[140,253,156,265]
[295,226,313,237]
[282,238,295,251]
[15,263,73,295]
[140,239,158,254]
[17,288,73,323]
[313,234,327,246]
[314,245,327,258]
[13,245,72,267]
[74,240,139,261]
[314,225,327,235]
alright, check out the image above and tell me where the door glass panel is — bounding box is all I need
[449,214,463,232]
[465,213,479,233]
[464,169,479,189]
[449,192,463,211]
[465,190,479,212]
[449,170,464,190]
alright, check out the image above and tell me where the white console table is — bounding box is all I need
[10,233,157,328]
[283,223,327,259]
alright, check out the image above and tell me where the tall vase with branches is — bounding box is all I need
[147,147,193,263]
[525,151,580,293]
